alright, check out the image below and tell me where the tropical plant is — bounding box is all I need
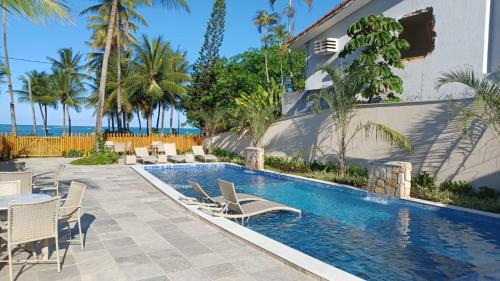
[308,66,413,176]
[269,23,289,87]
[86,0,190,135]
[436,66,500,143]
[269,0,312,36]
[339,14,410,102]
[199,108,225,153]
[188,0,225,131]
[236,81,283,147]
[253,10,278,85]
[2,0,70,135]
[17,71,42,135]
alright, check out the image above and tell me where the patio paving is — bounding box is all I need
[0,158,314,281]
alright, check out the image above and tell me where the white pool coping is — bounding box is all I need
[132,163,364,281]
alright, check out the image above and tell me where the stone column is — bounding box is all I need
[367,161,412,199]
[245,147,264,170]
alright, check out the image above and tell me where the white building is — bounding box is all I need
[288,0,499,106]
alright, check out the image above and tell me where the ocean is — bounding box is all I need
[0,124,199,136]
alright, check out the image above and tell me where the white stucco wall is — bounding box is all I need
[303,0,490,101]
[210,99,500,191]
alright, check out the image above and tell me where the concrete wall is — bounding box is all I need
[489,0,500,73]
[210,99,500,190]
[303,0,490,101]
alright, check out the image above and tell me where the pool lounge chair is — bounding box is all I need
[134,147,158,164]
[205,180,301,223]
[181,180,263,207]
[163,143,186,163]
[192,146,217,162]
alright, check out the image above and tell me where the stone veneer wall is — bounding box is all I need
[245,147,264,170]
[368,161,412,199]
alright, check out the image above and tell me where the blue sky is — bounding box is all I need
[0,0,340,128]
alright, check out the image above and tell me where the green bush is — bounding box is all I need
[65,149,85,158]
[411,171,500,213]
[212,147,245,164]
[302,170,367,188]
[70,151,120,165]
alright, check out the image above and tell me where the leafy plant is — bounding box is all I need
[339,14,410,101]
[436,66,500,143]
[65,149,84,158]
[308,66,413,176]
[70,151,119,165]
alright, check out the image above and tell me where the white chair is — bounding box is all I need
[0,197,61,281]
[0,180,21,197]
[0,171,33,195]
[59,181,86,250]
[33,164,64,197]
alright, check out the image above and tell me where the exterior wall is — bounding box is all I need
[209,99,500,191]
[489,0,500,72]
[303,0,489,101]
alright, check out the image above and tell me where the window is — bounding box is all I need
[398,7,435,60]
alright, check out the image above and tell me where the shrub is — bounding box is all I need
[439,180,474,196]
[303,170,368,188]
[71,151,119,165]
[65,149,84,158]
[264,155,309,173]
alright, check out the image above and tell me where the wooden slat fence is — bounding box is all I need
[106,133,202,153]
[0,133,202,159]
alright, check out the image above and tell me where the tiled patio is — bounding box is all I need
[0,158,314,281]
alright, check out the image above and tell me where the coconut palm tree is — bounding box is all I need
[270,24,289,87]
[84,0,190,134]
[17,70,56,136]
[253,10,278,84]
[48,48,87,135]
[2,0,70,135]
[17,72,39,135]
[269,0,312,35]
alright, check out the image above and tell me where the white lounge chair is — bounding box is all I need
[192,146,218,162]
[202,180,301,223]
[181,180,262,207]
[164,143,186,163]
[134,147,158,164]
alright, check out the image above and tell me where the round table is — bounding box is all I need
[0,194,51,211]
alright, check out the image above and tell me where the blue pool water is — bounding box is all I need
[146,164,500,281]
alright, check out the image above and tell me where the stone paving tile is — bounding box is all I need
[0,158,314,281]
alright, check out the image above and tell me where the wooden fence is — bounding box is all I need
[0,133,202,159]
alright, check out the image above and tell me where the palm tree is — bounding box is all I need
[309,66,413,176]
[2,0,70,135]
[84,0,190,135]
[270,24,289,87]
[253,10,278,84]
[269,0,312,35]
[163,48,190,135]
[48,48,87,135]
[17,72,38,135]
[125,35,171,135]
[436,67,500,143]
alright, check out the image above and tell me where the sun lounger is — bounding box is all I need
[134,147,158,164]
[181,180,263,207]
[163,143,186,163]
[202,180,300,222]
[192,146,217,162]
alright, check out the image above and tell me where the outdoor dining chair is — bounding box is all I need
[59,181,86,250]
[33,164,64,197]
[0,197,61,281]
[114,142,126,155]
[0,171,33,195]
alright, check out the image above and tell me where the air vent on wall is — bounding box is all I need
[313,38,339,55]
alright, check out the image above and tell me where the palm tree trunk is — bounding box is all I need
[95,0,119,133]
[116,13,123,131]
[39,104,46,136]
[155,101,161,130]
[169,99,175,135]
[148,113,153,135]
[27,81,37,136]
[279,56,284,87]
[107,115,110,130]
[136,110,142,133]
[62,103,66,135]
[264,45,270,84]
[3,7,16,135]
[287,0,294,90]
[111,112,115,132]
[44,105,49,136]
[67,107,72,136]
[160,101,166,135]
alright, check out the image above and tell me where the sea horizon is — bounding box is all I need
[0,124,199,136]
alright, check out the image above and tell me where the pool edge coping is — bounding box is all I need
[131,163,364,281]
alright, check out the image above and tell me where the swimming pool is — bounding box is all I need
[145,164,500,281]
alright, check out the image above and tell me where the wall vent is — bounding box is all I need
[313,38,339,55]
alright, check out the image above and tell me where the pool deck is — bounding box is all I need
[0,158,314,281]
